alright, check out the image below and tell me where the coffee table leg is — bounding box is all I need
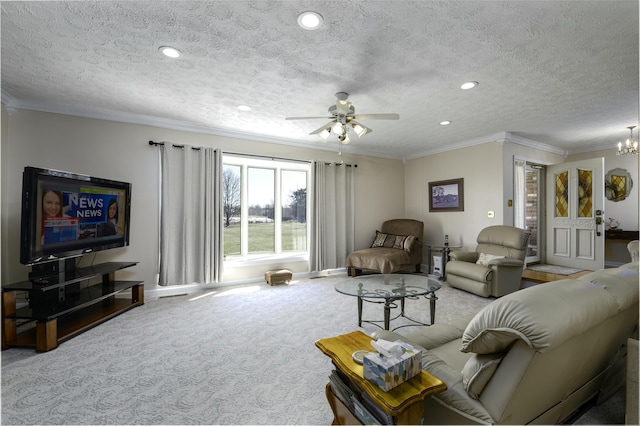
[357,296,363,327]
[384,298,392,330]
[429,293,438,324]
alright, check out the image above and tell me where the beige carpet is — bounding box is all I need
[0,274,625,424]
[0,274,492,425]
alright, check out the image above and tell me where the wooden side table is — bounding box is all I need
[316,330,446,425]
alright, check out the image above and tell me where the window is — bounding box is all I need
[515,160,543,264]
[223,155,309,259]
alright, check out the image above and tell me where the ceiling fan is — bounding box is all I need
[285,92,400,144]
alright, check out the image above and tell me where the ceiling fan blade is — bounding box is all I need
[309,120,336,135]
[353,113,400,120]
[285,116,332,120]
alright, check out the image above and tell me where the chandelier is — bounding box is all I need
[617,125,638,155]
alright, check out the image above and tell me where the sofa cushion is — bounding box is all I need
[371,231,388,248]
[461,279,619,354]
[462,353,504,399]
[476,253,505,266]
[578,266,639,311]
[346,247,412,274]
[370,231,415,253]
[421,350,495,423]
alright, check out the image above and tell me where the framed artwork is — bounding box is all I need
[429,178,464,212]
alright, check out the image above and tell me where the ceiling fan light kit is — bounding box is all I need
[285,92,398,145]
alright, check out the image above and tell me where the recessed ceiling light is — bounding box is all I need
[460,81,478,90]
[440,121,452,126]
[159,46,181,58]
[237,105,252,112]
[297,11,323,30]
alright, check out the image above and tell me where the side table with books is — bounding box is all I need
[315,330,446,425]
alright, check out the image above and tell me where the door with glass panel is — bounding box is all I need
[545,158,605,270]
[514,160,542,264]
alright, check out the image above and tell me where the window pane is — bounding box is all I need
[281,170,307,251]
[525,167,539,258]
[248,167,275,253]
[223,165,242,256]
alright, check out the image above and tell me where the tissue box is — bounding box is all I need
[363,341,423,391]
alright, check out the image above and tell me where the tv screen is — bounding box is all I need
[20,166,132,265]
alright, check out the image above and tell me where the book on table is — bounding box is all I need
[329,369,393,425]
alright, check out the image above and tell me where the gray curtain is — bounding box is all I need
[159,144,223,285]
[310,161,355,271]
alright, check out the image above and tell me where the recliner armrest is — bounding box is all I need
[489,258,524,268]
[450,251,478,263]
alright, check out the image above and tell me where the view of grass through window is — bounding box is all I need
[223,158,308,257]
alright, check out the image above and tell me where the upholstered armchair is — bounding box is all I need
[446,225,530,297]
[346,219,423,277]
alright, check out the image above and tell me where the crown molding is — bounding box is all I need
[2,95,570,161]
[1,96,402,160]
[502,132,568,157]
[404,131,567,161]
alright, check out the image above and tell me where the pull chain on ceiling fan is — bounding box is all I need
[285,92,399,144]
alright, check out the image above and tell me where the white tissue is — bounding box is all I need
[370,339,406,358]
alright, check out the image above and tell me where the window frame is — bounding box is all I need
[222,155,310,260]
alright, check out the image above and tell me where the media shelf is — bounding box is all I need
[2,261,143,352]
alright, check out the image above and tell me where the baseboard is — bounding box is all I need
[144,267,349,298]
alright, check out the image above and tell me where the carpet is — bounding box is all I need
[0,274,620,425]
[526,264,585,275]
[0,274,493,425]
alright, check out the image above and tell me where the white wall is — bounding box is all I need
[405,142,504,250]
[1,109,405,289]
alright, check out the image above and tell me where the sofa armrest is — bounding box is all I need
[371,329,406,343]
[450,251,478,263]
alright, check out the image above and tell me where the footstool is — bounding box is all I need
[264,269,293,285]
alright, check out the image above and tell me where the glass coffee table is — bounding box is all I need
[334,274,441,331]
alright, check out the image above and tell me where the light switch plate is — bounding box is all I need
[487,211,495,218]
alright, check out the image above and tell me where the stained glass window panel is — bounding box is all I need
[555,171,569,217]
[577,169,593,217]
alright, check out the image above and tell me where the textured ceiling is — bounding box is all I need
[1,1,638,159]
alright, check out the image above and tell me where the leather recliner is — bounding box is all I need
[446,225,530,297]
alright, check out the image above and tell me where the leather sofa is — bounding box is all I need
[373,261,639,424]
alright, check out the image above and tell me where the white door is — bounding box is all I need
[546,158,605,271]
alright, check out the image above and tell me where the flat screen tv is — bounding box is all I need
[20,166,132,267]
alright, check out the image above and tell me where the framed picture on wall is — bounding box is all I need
[429,178,464,212]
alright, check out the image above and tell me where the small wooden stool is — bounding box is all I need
[264,269,293,285]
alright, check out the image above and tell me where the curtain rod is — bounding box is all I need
[149,140,200,150]
[224,151,356,167]
[149,141,356,167]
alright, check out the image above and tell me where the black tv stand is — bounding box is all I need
[2,261,143,352]
[28,258,77,284]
